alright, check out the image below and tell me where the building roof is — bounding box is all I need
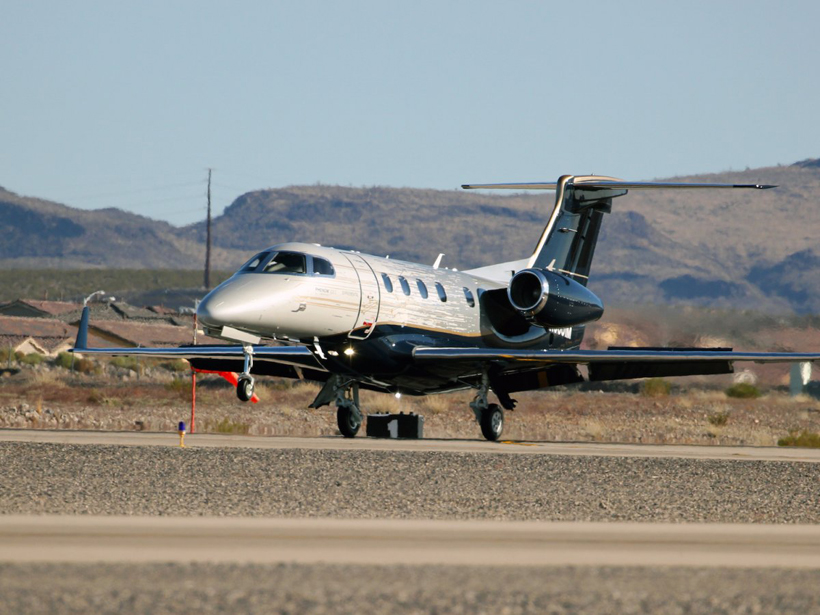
[0,299,81,318]
[0,315,109,353]
[84,319,217,348]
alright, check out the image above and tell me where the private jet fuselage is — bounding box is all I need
[196,241,597,396]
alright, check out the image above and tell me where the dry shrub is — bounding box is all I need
[641,378,671,397]
[778,430,820,448]
[707,411,730,427]
[203,417,250,435]
[726,383,761,399]
[421,394,451,415]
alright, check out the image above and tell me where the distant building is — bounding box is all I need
[0,299,80,319]
[0,316,109,357]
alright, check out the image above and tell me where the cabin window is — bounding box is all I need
[381,274,394,293]
[240,251,270,272]
[435,282,447,302]
[463,287,475,308]
[312,257,335,277]
[262,251,306,274]
[399,276,411,296]
[417,279,428,299]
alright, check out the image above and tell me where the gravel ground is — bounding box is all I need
[1,562,819,614]
[2,442,819,522]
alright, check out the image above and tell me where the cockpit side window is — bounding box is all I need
[435,282,447,302]
[240,251,270,272]
[381,274,394,293]
[262,251,306,274]
[398,276,411,296]
[312,257,335,276]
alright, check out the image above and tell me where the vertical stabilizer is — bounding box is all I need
[526,175,623,285]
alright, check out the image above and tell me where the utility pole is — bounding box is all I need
[204,168,212,289]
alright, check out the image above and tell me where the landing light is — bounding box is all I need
[344,348,355,356]
[395,392,402,400]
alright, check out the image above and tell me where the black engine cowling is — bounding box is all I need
[507,268,604,328]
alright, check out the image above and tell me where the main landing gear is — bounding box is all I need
[236,345,255,402]
[309,375,364,438]
[470,371,507,442]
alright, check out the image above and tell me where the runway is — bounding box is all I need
[4,516,820,568]
[2,428,819,462]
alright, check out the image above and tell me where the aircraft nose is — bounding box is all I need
[197,285,245,327]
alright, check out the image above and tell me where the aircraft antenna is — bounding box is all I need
[204,168,212,289]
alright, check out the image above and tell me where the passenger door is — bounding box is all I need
[343,253,381,339]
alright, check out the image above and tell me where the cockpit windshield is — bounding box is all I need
[261,252,306,274]
[239,251,307,275]
[239,251,270,272]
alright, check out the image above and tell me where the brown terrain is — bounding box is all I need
[2,158,819,312]
[2,303,818,446]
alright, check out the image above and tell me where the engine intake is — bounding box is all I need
[508,268,603,328]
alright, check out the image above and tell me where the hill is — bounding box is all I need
[0,187,247,270]
[1,159,818,313]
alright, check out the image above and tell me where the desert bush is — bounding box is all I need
[725,383,761,399]
[778,430,820,448]
[204,417,250,435]
[111,356,140,371]
[20,353,44,366]
[421,394,451,415]
[53,352,73,369]
[641,378,671,397]
[707,411,730,427]
[160,359,189,373]
[74,357,98,374]
[165,377,189,393]
[0,347,16,363]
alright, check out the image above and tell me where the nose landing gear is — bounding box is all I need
[236,344,255,402]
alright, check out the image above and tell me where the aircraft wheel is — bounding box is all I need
[237,376,255,402]
[337,404,362,438]
[480,403,504,441]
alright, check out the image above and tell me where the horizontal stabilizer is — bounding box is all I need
[462,180,776,191]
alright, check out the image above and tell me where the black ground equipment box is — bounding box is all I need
[366,412,424,439]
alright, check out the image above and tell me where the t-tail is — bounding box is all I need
[462,175,775,344]
[463,175,776,286]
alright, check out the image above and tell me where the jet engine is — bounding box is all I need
[507,268,604,328]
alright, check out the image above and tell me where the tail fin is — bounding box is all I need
[462,176,775,286]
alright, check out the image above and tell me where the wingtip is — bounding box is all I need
[73,306,89,351]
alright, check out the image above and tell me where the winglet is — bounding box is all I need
[73,306,89,352]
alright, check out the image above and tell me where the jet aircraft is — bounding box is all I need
[72,175,820,440]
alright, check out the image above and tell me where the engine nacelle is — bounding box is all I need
[507,268,604,328]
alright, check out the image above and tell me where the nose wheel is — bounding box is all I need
[236,344,255,403]
[237,375,255,402]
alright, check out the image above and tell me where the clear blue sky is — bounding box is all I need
[2,0,817,225]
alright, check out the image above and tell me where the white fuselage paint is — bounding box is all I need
[197,242,506,343]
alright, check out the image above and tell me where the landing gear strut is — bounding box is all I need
[470,371,504,441]
[309,375,363,438]
[335,381,363,438]
[236,344,255,402]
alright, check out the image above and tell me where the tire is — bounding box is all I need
[480,403,504,441]
[337,404,361,438]
[237,377,254,402]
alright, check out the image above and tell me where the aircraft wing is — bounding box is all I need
[71,307,324,372]
[412,347,820,382]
